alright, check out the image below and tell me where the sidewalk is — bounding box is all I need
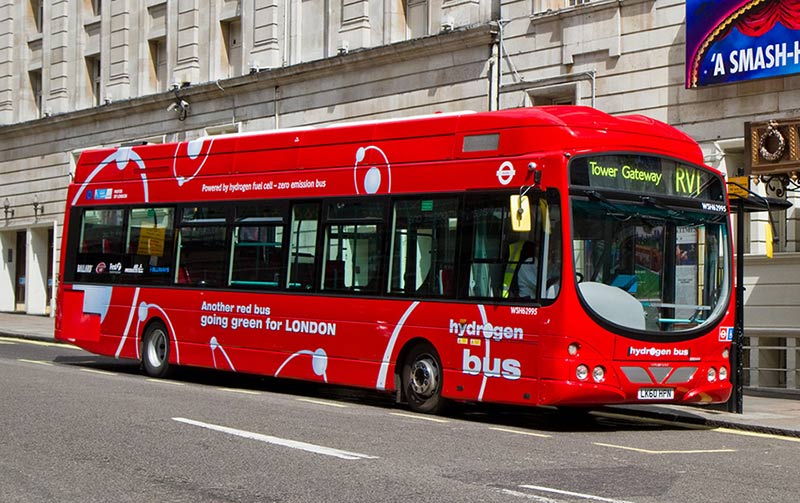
[1,311,797,437]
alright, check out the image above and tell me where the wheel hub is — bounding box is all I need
[410,359,438,397]
[147,330,167,367]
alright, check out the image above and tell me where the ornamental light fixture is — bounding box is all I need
[33,194,44,218]
[3,197,13,219]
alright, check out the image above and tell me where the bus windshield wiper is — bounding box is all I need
[640,195,685,219]
[585,190,632,221]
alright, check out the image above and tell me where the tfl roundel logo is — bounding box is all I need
[496,161,516,185]
[353,146,392,194]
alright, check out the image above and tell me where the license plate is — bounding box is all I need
[637,387,674,400]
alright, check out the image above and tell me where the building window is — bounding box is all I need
[84,0,101,17]
[526,82,578,106]
[30,0,43,33]
[85,56,101,106]
[148,39,167,93]
[533,0,590,14]
[405,0,429,38]
[300,0,327,61]
[221,19,242,78]
[204,123,240,136]
[28,70,42,117]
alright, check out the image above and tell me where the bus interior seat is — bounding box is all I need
[325,260,345,289]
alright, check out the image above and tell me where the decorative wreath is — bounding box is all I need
[759,121,785,162]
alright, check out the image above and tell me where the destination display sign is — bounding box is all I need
[569,155,724,202]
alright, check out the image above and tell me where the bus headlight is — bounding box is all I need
[722,348,730,359]
[719,367,728,381]
[568,343,580,356]
[707,367,717,382]
[592,366,605,383]
[576,365,589,381]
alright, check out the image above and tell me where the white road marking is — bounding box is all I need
[390,412,450,423]
[296,397,348,408]
[714,427,800,443]
[80,368,118,376]
[217,387,262,395]
[173,417,378,460]
[594,442,736,454]
[594,411,800,443]
[489,426,552,438]
[501,488,562,502]
[17,358,53,366]
[519,484,639,503]
[146,378,185,386]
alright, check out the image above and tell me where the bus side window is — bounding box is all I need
[541,198,561,300]
[466,191,560,303]
[174,206,228,287]
[467,204,504,298]
[322,199,385,294]
[288,203,320,290]
[388,198,458,298]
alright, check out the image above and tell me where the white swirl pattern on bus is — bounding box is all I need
[376,301,419,390]
[210,336,236,371]
[275,348,328,382]
[71,147,149,206]
[353,145,392,194]
[173,137,215,186]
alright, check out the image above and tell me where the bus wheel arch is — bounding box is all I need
[141,318,172,378]
[397,339,446,414]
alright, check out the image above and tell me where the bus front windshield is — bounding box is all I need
[569,155,731,336]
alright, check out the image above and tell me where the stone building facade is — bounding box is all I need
[0,0,797,390]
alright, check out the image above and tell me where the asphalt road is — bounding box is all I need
[2,336,799,503]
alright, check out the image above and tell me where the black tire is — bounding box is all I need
[402,342,445,414]
[142,321,171,378]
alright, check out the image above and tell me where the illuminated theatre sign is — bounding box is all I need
[686,0,800,88]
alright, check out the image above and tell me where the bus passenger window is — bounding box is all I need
[77,208,125,255]
[230,205,285,289]
[174,206,228,287]
[467,204,505,298]
[388,198,457,298]
[288,203,319,290]
[72,208,126,283]
[126,207,175,284]
[323,223,381,293]
[322,199,385,294]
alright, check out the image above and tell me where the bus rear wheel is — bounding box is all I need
[402,342,445,414]
[142,321,171,378]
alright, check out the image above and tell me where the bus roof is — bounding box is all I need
[72,106,704,185]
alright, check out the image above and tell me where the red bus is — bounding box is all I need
[56,106,733,413]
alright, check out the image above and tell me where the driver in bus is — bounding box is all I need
[503,240,538,299]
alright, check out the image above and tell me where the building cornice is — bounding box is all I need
[0,23,495,140]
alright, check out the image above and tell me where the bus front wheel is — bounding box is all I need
[402,342,445,414]
[142,321,171,378]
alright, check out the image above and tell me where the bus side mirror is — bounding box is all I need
[510,194,531,232]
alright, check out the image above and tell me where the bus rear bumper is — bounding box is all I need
[55,288,103,349]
